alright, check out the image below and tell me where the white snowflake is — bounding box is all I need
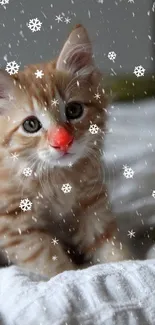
[52,255,58,261]
[128,229,136,238]
[108,51,117,62]
[51,238,59,245]
[61,183,72,194]
[152,190,155,198]
[97,0,103,3]
[51,98,59,106]
[128,0,134,3]
[55,15,63,23]
[94,93,101,100]
[134,65,145,77]
[152,2,155,12]
[10,152,19,161]
[123,165,134,179]
[64,17,71,24]
[22,167,32,177]
[0,0,9,5]
[27,18,42,32]
[19,198,32,212]
[68,162,73,168]
[5,61,20,75]
[89,124,100,134]
[34,69,44,79]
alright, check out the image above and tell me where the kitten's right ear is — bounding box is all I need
[0,70,15,114]
[56,24,94,75]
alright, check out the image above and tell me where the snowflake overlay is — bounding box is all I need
[52,255,58,261]
[55,15,71,24]
[108,51,117,62]
[89,124,100,135]
[51,238,59,245]
[94,93,101,100]
[0,0,9,5]
[128,229,136,238]
[64,17,71,24]
[27,18,42,32]
[152,190,155,199]
[123,165,134,179]
[10,152,19,161]
[51,99,59,106]
[19,198,32,212]
[34,70,44,79]
[5,61,20,75]
[152,2,155,12]
[134,65,145,77]
[55,15,63,23]
[22,167,32,177]
[61,183,72,194]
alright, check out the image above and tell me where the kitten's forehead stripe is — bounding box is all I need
[13,61,57,111]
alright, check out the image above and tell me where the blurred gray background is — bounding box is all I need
[0,0,154,74]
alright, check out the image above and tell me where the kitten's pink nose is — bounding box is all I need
[47,126,74,152]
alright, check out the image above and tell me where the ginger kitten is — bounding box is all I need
[0,25,129,277]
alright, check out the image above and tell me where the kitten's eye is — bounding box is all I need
[23,116,42,133]
[65,102,84,120]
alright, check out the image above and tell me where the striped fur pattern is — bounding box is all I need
[0,25,129,277]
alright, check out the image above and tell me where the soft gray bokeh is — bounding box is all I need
[0,0,153,73]
[104,99,155,258]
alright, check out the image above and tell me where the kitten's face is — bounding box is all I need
[0,25,106,170]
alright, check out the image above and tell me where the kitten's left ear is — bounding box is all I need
[56,24,94,75]
[0,70,15,114]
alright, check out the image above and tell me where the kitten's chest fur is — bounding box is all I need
[32,155,105,247]
[0,153,106,257]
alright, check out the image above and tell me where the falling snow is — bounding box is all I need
[0,2,154,310]
[64,17,71,24]
[19,198,33,212]
[51,99,59,106]
[27,18,42,32]
[52,255,58,261]
[22,167,32,177]
[55,15,71,23]
[134,65,145,77]
[94,93,101,100]
[68,162,73,168]
[61,183,72,193]
[5,61,20,75]
[55,15,63,23]
[0,0,9,5]
[89,124,100,134]
[123,165,134,179]
[152,190,155,199]
[34,70,44,78]
[108,51,117,62]
[51,238,59,245]
[10,152,19,161]
[128,229,136,238]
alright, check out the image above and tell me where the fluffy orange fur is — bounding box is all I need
[0,25,129,277]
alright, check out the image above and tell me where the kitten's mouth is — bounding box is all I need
[57,151,75,166]
[59,152,74,159]
[62,152,72,157]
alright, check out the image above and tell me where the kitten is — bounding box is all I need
[0,25,129,278]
